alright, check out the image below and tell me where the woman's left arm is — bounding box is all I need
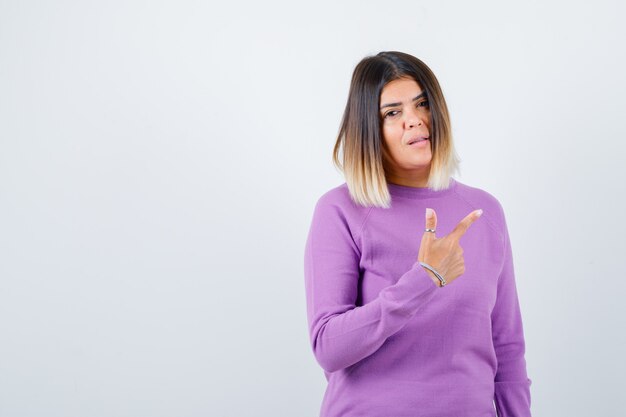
[492,207,532,417]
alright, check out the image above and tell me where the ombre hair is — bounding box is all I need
[332,51,461,208]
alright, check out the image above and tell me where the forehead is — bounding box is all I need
[380,77,423,101]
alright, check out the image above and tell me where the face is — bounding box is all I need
[379,77,432,181]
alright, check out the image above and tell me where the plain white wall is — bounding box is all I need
[1,0,625,416]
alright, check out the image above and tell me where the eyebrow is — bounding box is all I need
[380,91,428,110]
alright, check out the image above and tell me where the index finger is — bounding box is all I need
[448,209,483,241]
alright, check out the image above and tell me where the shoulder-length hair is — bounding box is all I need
[332,51,461,208]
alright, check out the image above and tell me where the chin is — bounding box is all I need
[409,156,432,165]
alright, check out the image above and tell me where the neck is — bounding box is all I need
[385,168,431,188]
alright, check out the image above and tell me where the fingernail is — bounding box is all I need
[476,209,483,217]
[426,208,433,219]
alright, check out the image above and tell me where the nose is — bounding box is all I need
[406,109,424,129]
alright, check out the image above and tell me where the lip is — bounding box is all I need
[407,135,429,145]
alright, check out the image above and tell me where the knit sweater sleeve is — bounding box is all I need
[492,206,533,416]
[303,194,439,373]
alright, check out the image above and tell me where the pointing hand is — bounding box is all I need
[417,208,483,287]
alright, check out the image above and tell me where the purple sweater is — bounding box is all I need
[303,178,532,417]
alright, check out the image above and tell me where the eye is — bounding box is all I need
[384,110,400,119]
[418,99,429,108]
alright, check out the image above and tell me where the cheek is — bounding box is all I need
[383,125,402,145]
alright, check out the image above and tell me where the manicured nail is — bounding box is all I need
[426,208,433,219]
[476,209,483,217]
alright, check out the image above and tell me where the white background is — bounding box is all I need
[1,1,625,416]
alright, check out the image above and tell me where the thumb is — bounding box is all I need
[424,207,437,239]
[418,207,437,263]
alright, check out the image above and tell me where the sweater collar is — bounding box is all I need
[387,177,458,199]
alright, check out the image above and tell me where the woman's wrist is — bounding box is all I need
[421,266,442,287]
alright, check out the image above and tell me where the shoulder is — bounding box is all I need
[452,179,507,239]
[310,183,373,236]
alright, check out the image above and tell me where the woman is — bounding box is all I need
[303,51,532,417]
